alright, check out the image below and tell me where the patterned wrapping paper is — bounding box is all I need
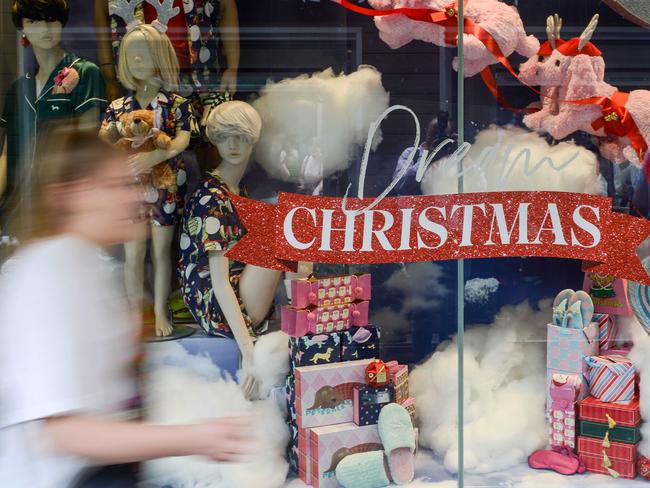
[291,274,371,309]
[579,453,637,479]
[578,396,641,428]
[583,273,632,316]
[287,420,299,473]
[341,326,381,361]
[546,369,588,411]
[578,420,641,444]
[548,373,582,451]
[353,384,395,426]
[282,301,370,337]
[577,435,638,462]
[295,360,372,429]
[386,361,409,404]
[298,428,312,483]
[401,396,416,425]
[593,313,618,351]
[547,322,599,375]
[309,423,382,488]
[584,355,636,404]
[289,332,342,371]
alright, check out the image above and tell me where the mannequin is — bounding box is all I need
[179,101,311,398]
[100,22,198,337]
[0,0,105,218]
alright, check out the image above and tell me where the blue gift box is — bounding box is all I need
[353,384,395,426]
[289,331,342,370]
[287,420,299,473]
[341,326,381,361]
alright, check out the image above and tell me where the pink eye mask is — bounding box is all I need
[528,448,586,476]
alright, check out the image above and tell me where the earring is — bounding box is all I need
[20,34,30,47]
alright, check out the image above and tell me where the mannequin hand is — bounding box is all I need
[240,356,260,401]
[220,68,238,95]
[196,416,260,462]
[128,150,168,175]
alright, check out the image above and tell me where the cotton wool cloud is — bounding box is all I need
[421,126,602,195]
[410,300,549,474]
[252,66,390,184]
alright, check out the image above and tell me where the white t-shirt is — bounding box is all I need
[0,235,137,488]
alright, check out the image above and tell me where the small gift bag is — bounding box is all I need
[584,355,636,404]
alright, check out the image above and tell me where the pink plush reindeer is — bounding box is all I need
[364,0,540,77]
[521,14,650,163]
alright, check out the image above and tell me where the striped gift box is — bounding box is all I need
[594,313,617,351]
[584,355,636,404]
[577,436,638,462]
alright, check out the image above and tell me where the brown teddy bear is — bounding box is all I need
[102,108,175,189]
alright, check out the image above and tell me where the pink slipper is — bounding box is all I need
[528,448,586,475]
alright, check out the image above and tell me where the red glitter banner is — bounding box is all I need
[225,191,650,285]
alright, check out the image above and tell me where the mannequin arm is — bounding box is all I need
[219,0,240,94]
[43,414,256,464]
[128,130,191,175]
[94,0,122,102]
[0,137,6,200]
[208,250,255,362]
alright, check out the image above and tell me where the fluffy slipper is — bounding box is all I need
[335,450,391,488]
[570,290,594,327]
[528,448,585,475]
[378,403,416,484]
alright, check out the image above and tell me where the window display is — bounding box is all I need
[3,0,650,487]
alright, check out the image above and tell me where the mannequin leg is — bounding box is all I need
[151,225,175,337]
[240,262,314,326]
[124,239,147,315]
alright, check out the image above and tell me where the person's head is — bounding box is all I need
[117,24,179,92]
[423,111,451,150]
[206,101,262,167]
[12,0,68,50]
[17,123,143,246]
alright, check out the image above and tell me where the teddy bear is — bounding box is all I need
[101,108,175,189]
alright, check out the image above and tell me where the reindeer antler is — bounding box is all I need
[546,14,563,50]
[554,14,562,43]
[579,14,599,51]
[145,0,180,31]
[108,0,143,27]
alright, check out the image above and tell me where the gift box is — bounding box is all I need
[295,359,372,429]
[546,369,587,411]
[578,396,641,428]
[291,274,371,309]
[353,384,395,426]
[584,355,636,404]
[289,332,341,371]
[547,322,599,375]
[386,361,409,404]
[309,423,382,488]
[341,326,381,361]
[583,273,632,316]
[287,420,300,473]
[548,373,581,451]
[298,427,312,482]
[577,435,638,462]
[579,452,637,479]
[593,313,617,351]
[578,420,641,444]
[401,396,416,425]
[282,302,370,337]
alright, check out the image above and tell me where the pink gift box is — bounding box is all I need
[546,368,588,413]
[548,373,582,451]
[401,396,416,425]
[291,274,371,309]
[298,428,312,483]
[281,301,370,337]
[309,423,382,488]
[386,361,409,404]
[583,273,631,316]
[547,322,599,374]
[295,359,372,429]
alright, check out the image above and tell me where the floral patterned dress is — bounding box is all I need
[101,90,199,226]
[178,173,254,336]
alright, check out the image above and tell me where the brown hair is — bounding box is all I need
[8,121,123,243]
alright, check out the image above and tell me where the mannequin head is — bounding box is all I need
[20,123,141,246]
[117,24,179,92]
[12,0,69,50]
[206,101,262,167]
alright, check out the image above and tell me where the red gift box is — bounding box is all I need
[386,361,409,404]
[578,396,641,427]
[579,452,637,479]
[577,436,637,462]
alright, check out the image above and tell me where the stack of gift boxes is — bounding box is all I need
[282,274,415,487]
[546,278,641,480]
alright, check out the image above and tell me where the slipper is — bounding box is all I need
[335,450,391,488]
[528,448,586,475]
[569,290,594,327]
[378,403,416,484]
